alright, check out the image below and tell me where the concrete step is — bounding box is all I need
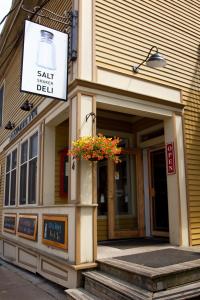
[98,257,200,292]
[84,270,153,300]
[65,288,101,300]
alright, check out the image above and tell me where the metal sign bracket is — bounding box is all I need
[21,5,78,61]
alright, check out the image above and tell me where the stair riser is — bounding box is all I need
[85,277,147,300]
[99,262,157,292]
[99,262,200,292]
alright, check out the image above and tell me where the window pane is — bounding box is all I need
[5,174,10,206]
[12,149,17,169]
[6,154,11,172]
[0,86,4,127]
[21,141,28,163]
[29,132,38,159]
[10,170,16,205]
[114,154,138,231]
[19,164,27,205]
[28,158,37,204]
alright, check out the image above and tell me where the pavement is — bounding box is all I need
[0,259,66,300]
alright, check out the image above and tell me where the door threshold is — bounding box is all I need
[98,237,169,247]
[97,237,170,260]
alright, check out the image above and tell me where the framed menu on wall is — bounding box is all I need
[42,215,68,250]
[17,215,38,241]
[4,214,17,234]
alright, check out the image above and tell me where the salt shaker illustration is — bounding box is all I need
[36,30,56,70]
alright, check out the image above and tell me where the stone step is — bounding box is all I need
[83,270,200,300]
[153,281,200,299]
[83,270,153,300]
[65,288,101,300]
[98,257,200,292]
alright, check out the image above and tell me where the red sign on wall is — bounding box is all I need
[166,142,176,175]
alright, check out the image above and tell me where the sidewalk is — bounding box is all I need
[0,259,66,300]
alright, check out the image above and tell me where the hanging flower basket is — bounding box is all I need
[68,134,121,163]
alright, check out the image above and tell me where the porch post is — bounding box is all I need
[69,93,97,265]
[68,0,96,265]
[164,114,189,246]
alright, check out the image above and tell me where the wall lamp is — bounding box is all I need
[5,121,15,130]
[20,100,33,111]
[133,46,166,73]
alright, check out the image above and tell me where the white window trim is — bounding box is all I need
[18,127,40,207]
[4,146,18,207]
[3,126,40,208]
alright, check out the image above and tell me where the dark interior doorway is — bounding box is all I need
[150,148,169,236]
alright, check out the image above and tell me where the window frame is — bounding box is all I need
[18,128,40,206]
[4,147,18,207]
[4,127,40,208]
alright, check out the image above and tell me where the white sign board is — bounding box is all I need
[21,20,68,101]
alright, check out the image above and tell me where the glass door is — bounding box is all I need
[97,136,143,240]
[108,139,141,239]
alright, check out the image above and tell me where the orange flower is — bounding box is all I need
[68,135,121,163]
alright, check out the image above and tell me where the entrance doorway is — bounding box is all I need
[97,136,142,241]
[149,148,169,237]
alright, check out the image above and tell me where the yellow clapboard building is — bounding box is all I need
[0,0,199,289]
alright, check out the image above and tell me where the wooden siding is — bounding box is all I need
[0,0,71,145]
[95,0,200,245]
[0,0,72,233]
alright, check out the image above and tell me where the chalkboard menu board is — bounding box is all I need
[42,215,68,250]
[4,214,16,234]
[17,215,37,240]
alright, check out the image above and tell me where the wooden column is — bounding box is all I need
[69,93,97,264]
[164,114,188,246]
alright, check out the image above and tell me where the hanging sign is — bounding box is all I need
[166,142,176,175]
[21,20,68,101]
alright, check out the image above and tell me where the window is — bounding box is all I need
[5,149,17,206]
[0,85,4,126]
[19,132,38,205]
[4,130,39,207]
